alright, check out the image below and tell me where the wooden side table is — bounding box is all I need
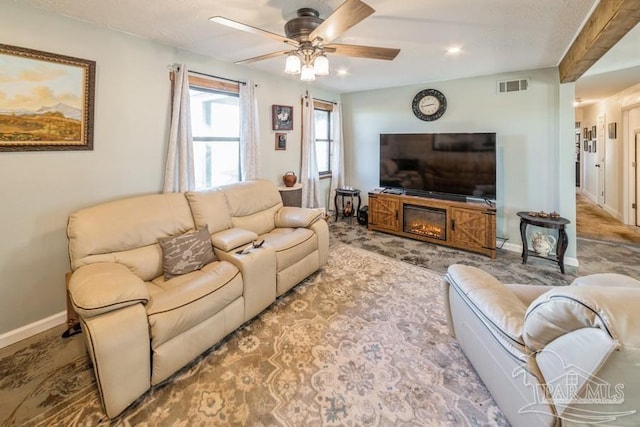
[517,212,570,274]
[278,183,302,207]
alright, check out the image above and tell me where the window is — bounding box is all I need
[188,76,240,189]
[314,101,333,176]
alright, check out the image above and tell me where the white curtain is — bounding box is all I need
[163,65,195,192]
[329,102,345,212]
[239,80,261,180]
[301,93,320,208]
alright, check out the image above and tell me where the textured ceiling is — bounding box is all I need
[14,0,637,98]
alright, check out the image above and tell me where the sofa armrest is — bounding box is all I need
[68,262,149,318]
[445,264,528,346]
[210,227,258,252]
[275,207,322,228]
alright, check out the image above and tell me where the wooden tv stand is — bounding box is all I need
[368,191,497,258]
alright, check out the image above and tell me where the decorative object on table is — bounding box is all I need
[0,43,95,152]
[608,122,617,139]
[275,132,287,150]
[272,105,293,130]
[411,88,447,121]
[538,211,548,218]
[550,211,560,219]
[528,211,538,217]
[282,171,297,187]
[531,232,556,257]
[343,200,353,217]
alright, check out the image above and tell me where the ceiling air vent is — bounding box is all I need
[497,78,529,94]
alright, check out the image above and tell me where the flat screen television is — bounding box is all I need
[379,133,496,201]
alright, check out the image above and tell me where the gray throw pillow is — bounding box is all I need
[158,226,217,279]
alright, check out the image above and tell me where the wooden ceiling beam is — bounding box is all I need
[559,0,640,83]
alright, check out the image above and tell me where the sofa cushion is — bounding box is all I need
[222,180,283,235]
[261,227,317,272]
[185,189,233,234]
[147,260,243,347]
[158,226,217,279]
[67,192,195,276]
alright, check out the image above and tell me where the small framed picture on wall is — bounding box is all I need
[272,105,293,130]
[275,133,287,150]
[608,122,617,139]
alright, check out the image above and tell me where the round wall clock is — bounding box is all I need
[412,89,447,121]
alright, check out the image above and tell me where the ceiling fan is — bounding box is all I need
[209,0,400,81]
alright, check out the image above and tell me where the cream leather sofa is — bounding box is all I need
[444,265,640,427]
[66,180,328,418]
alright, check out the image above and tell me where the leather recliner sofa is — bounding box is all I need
[443,264,640,427]
[66,180,329,418]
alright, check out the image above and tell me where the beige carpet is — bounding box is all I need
[0,243,506,426]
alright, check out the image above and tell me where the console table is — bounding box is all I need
[368,191,496,258]
[517,211,570,274]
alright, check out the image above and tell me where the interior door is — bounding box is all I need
[597,116,606,206]
[636,132,640,225]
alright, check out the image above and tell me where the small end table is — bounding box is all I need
[334,188,361,223]
[517,212,570,274]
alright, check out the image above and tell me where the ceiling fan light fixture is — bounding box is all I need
[300,64,316,81]
[285,53,301,74]
[313,54,329,75]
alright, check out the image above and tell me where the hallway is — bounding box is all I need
[576,193,640,245]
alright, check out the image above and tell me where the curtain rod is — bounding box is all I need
[188,69,246,86]
[304,90,337,104]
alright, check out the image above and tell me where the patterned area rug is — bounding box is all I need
[1,244,506,426]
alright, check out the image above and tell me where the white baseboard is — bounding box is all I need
[0,311,66,350]
[502,241,579,268]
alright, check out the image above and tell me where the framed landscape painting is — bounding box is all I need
[0,44,95,151]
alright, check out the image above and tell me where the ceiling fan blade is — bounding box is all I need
[309,0,375,44]
[209,16,299,48]
[324,43,400,60]
[234,50,291,65]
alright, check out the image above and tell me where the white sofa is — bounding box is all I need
[66,180,328,418]
[444,264,640,426]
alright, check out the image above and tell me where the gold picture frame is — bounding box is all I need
[0,44,95,151]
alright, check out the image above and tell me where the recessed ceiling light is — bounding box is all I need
[446,46,462,55]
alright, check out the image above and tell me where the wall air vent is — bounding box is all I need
[497,78,529,94]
